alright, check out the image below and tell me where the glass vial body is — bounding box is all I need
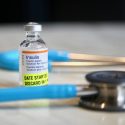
[19,26,48,86]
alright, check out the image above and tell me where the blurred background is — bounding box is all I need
[1,0,125,54]
[1,0,125,23]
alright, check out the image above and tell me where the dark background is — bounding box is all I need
[1,0,125,23]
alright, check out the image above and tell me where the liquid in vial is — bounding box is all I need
[19,22,48,86]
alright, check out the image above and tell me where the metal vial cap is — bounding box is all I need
[24,22,42,31]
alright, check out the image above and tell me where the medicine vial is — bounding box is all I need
[19,22,48,86]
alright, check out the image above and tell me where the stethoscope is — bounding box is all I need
[0,50,125,71]
[0,50,125,111]
[0,71,125,112]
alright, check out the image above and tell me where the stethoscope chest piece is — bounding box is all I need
[79,71,125,111]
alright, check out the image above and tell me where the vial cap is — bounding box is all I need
[24,22,42,31]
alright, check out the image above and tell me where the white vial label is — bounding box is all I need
[19,49,48,86]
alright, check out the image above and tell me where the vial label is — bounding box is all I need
[20,49,48,86]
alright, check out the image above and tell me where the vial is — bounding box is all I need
[19,22,48,86]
